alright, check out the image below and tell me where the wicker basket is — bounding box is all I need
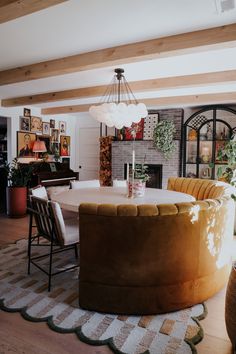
[225,265,236,350]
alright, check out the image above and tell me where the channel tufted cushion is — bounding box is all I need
[167,177,233,200]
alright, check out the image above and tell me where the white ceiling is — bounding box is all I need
[0,0,236,110]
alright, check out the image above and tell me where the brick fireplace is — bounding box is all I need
[112,140,180,189]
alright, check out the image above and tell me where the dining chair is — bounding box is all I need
[28,196,79,291]
[70,180,100,189]
[30,185,77,220]
[113,179,127,187]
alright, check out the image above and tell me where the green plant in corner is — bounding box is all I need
[4,158,32,187]
[153,120,176,159]
[216,135,236,199]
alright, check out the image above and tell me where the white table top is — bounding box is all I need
[52,187,195,212]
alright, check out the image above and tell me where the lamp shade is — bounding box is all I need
[33,140,47,153]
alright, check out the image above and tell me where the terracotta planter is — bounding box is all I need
[6,186,27,218]
[225,265,236,350]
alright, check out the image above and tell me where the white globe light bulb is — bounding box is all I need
[137,103,148,117]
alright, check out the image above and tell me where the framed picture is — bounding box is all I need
[215,141,228,163]
[59,121,66,134]
[17,131,36,157]
[42,122,50,135]
[60,135,70,156]
[31,116,42,133]
[50,119,55,128]
[124,119,144,141]
[51,129,59,142]
[143,112,159,140]
[49,163,57,172]
[23,108,31,117]
[51,142,60,155]
[19,116,30,131]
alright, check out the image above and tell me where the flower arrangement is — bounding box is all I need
[153,120,176,159]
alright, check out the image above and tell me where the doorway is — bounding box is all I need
[78,127,100,180]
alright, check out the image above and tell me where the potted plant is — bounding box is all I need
[128,164,149,197]
[216,136,236,185]
[5,158,32,217]
[153,120,176,159]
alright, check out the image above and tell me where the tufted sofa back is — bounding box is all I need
[78,196,235,314]
[167,177,232,200]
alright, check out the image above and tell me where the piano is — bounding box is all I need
[28,161,79,187]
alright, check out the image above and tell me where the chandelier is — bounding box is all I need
[89,68,148,129]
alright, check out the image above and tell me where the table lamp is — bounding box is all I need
[33,140,47,159]
[201,146,210,163]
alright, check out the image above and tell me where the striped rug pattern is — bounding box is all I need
[0,239,206,354]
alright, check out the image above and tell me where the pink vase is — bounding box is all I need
[128,180,145,198]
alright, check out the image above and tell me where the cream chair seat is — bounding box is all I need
[46,185,70,199]
[70,180,100,189]
[113,179,127,187]
[31,185,48,199]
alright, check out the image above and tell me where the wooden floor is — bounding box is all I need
[0,214,233,354]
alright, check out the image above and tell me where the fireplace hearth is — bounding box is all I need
[124,164,162,189]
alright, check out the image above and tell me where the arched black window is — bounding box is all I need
[182,105,236,179]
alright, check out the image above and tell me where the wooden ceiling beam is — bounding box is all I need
[41,92,236,115]
[2,69,236,107]
[1,23,236,85]
[0,0,68,24]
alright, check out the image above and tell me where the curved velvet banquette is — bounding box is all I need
[78,177,235,315]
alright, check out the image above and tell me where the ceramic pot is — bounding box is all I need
[6,186,27,218]
[225,265,236,350]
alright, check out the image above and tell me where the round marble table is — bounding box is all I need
[52,187,195,212]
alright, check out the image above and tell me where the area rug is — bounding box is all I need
[0,239,207,354]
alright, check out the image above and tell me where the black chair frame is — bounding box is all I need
[28,197,78,291]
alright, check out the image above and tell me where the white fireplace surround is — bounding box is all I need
[112,140,180,189]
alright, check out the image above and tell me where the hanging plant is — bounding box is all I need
[153,120,176,159]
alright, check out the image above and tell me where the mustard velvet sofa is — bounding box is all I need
[78,177,235,315]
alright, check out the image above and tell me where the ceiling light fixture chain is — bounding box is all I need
[89,68,148,129]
